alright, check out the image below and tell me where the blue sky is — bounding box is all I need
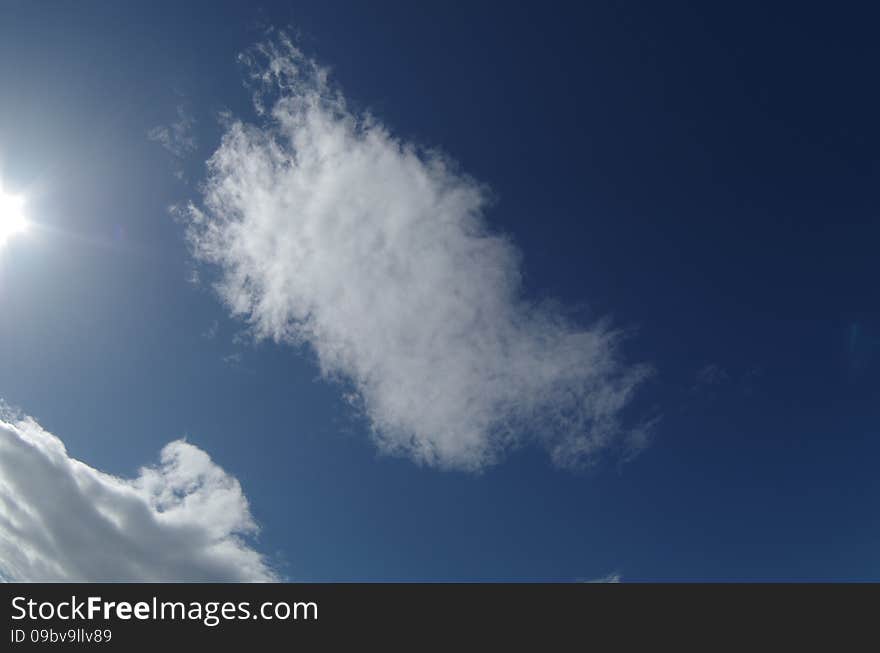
[0,1,878,581]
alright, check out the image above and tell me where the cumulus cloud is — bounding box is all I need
[0,413,276,582]
[185,33,651,471]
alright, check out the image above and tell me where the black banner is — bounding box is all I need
[2,583,876,648]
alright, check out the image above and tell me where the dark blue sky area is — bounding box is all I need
[0,1,877,579]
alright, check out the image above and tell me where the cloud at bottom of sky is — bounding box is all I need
[584,572,622,583]
[0,411,276,582]
[185,32,653,472]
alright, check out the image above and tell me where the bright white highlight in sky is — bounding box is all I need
[0,185,27,247]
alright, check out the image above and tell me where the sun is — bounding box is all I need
[0,186,28,247]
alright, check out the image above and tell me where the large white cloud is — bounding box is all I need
[186,34,652,470]
[0,414,276,582]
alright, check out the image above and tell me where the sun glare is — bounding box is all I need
[0,186,28,247]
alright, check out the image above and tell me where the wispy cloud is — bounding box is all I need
[583,572,623,583]
[149,105,197,180]
[203,319,220,340]
[223,351,245,368]
[692,363,730,391]
[149,105,197,157]
[185,33,652,471]
[0,411,276,582]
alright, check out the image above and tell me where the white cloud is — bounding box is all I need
[693,363,729,391]
[0,413,276,582]
[186,33,652,471]
[584,572,623,583]
[150,105,198,181]
[203,319,220,340]
[149,105,197,158]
